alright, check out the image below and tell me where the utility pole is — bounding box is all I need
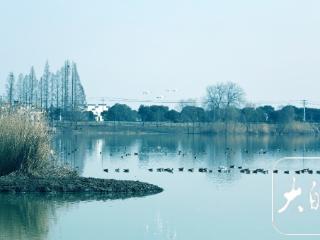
[302,99,307,122]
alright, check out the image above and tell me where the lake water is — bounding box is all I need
[2,133,320,240]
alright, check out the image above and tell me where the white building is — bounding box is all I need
[86,104,109,121]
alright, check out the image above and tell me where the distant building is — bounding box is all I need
[86,104,109,121]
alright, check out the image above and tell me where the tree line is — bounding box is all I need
[101,103,320,124]
[5,60,87,120]
[101,82,320,124]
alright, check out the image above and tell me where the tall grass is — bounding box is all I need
[0,109,75,177]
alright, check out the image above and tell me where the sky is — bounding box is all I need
[1,0,320,109]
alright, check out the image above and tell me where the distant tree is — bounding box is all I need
[206,82,245,122]
[165,109,180,123]
[40,61,50,111]
[149,105,169,122]
[62,61,70,113]
[241,107,257,123]
[180,106,205,123]
[256,105,275,122]
[15,73,24,104]
[71,63,86,111]
[138,105,169,123]
[224,106,241,122]
[6,72,15,107]
[81,111,96,121]
[306,108,320,122]
[206,83,226,114]
[28,66,37,107]
[224,82,245,108]
[206,82,244,109]
[103,104,136,122]
[5,60,86,119]
[138,105,151,123]
[277,106,296,123]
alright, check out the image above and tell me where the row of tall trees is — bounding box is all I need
[5,61,86,118]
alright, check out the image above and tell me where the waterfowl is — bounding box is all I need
[103,169,108,173]
[134,152,139,156]
[240,168,250,174]
[230,165,235,169]
[123,169,129,173]
[148,168,153,172]
[316,170,320,174]
[295,170,301,174]
[178,167,184,172]
[115,168,120,172]
[238,166,243,169]
[284,170,289,174]
[209,170,213,173]
[157,168,163,172]
[218,167,230,173]
[188,168,194,172]
[273,170,278,173]
[199,168,207,173]
[164,168,173,173]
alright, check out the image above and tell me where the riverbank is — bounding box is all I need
[54,121,320,135]
[0,175,163,199]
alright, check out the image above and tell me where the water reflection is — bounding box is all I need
[0,192,138,240]
[0,194,59,240]
[52,133,320,180]
[3,133,320,240]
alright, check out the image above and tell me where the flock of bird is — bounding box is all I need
[98,147,317,175]
[103,166,320,175]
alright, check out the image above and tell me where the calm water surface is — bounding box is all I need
[1,133,320,240]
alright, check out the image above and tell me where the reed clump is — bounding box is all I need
[0,109,75,177]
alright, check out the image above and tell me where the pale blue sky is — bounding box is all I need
[1,0,320,107]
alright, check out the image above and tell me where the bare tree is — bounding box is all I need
[206,82,244,108]
[4,60,86,120]
[206,83,226,110]
[206,82,245,122]
[28,66,37,107]
[41,61,50,111]
[62,61,70,113]
[71,62,86,111]
[6,72,15,107]
[15,73,24,104]
[224,82,245,108]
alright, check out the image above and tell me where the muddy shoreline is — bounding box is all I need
[0,176,163,199]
